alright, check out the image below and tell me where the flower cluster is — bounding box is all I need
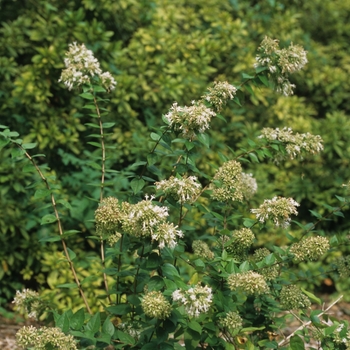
[59,42,116,91]
[95,197,122,235]
[151,222,183,249]
[226,228,255,262]
[330,323,350,347]
[12,289,43,320]
[259,127,324,160]
[141,291,172,319]
[241,172,258,200]
[164,101,216,139]
[251,196,299,228]
[254,36,307,96]
[192,240,214,260]
[227,271,269,295]
[290,236,330,262]
[251,248,279,281]
[279,285,311,310]
[337,256,350,278]
[219,311,243,331]
[155,175,202,204]
[122,196,168,238]
[121,196,183,249]
[202,81,237,113]
[210,160,244,202]
[172,284,213,317]
[16,326,77,350]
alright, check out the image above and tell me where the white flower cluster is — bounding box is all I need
[164,101,216,139]
[141,291,171,319]
[59,42,116,91]
[12,289,41,319]
[210,161,258,202]
[254,36,307,96]
[202,81,237,113]
[290,236,330,262]
[16,326,77,350]
[219,311,243,331]
[227,271,269,295]
[155,175,202,204]
[172,284,213,317]
[259,127,324,160]
[121,196,182,249]
[279,285,311,310]
[251,196,299,228]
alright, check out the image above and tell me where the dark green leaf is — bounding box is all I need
[130,178,145,194]
[40,214,57,225]
[86,312,101,334]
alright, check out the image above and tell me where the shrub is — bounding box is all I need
[3,37,350,350]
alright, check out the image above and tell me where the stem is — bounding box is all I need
[116,234,124,305]
[93,94,112,304]
[19,146,92,314]
[277,295,343,347]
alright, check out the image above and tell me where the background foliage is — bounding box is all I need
[1,0,350,306]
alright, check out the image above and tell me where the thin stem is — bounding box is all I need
[19,145,92,314]
[116,234,124,305]
[278,295,343,347]
[93,93,112,304]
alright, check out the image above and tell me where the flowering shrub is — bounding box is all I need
[2,38,350,349]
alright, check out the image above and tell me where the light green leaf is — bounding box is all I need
[40,214,57,225]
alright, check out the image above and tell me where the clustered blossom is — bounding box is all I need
[122,196,168,238]
[227,271,269,295]
[219,311,243,331]
[16,326,77,350]
[226,228,255,262]
[192,240,214,260]
[141,291,172,319]
[202,81,237,113]
[254,36,307,96]
[251,196,299,228]
[330,323,350,347]
[12,289,42,320]
[251,248,279,281]
[59,42,116,91]
[241,172,258,200]
[151,222,183,249]
[290,236,330,262]
[155,175,202,204]
[164,101,216,139]
[172,284,213,317]
[259,127,324,160]
[279,285,311,310]
[95,197,122,235]
[337,256,350,278]
[210,160,244,202]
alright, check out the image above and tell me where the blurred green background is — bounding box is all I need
[1,0,350,309]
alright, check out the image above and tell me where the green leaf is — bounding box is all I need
[188,320,202,333]
[57,199,73,210]
[115,330,136,345]
[39,235,61,242]
[56,283,78,288]
[289,335,305,350]
[258,74,269,87]
[67,248,76,261]
[150,132,161,141]
[86,312,101,334]
[54,311,70,333]
[300,288,321,305]
[85,123,100,129]
[243,218,256,228]
[130,178,145,194]
[242,73,255,79]
[40,214,57,225]
[22,142,37,150]
[309,210,322,219]
[87,141,102,148]
[197,133,210,148]
[102,122,115,128]
[248,152,259,163]
[106,304,132,315]
[70,308,85,330]
[161,263,180,280]
[34,188,51,199]
[80,92,95,100]
[102,318,115,337]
